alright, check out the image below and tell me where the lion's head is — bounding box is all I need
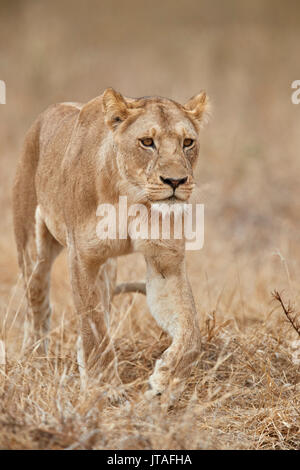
[102,88,210,204]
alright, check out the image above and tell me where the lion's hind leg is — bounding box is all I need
[16,206,62,354]
[12,119,63,354]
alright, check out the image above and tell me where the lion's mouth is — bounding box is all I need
[147,188,191,203]
[166,195,180,202]
[153,195,184,203]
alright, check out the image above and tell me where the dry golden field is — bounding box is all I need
[0,0,300,450]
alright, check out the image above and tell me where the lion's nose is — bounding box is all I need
[160,176,188,190]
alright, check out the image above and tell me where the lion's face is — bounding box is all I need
[102,89,210,204]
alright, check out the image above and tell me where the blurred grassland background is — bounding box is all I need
[0,0,300,450]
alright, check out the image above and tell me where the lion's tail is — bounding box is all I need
[113,282,146,296]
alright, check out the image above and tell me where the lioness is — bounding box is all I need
[12,88,209,398]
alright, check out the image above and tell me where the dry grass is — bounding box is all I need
[0,0,300,449]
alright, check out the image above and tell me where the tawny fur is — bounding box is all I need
[12,88,209,397]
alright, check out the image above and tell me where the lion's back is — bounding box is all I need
[13,102,82,246]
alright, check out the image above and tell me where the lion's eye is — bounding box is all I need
[140,137,154,148]
[183,138,194,148]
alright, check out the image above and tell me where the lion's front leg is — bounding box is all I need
[68,248,119,383]
[145,251,201,398]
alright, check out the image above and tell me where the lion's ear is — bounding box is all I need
[184,91,210,126]
[102,88,129,129]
